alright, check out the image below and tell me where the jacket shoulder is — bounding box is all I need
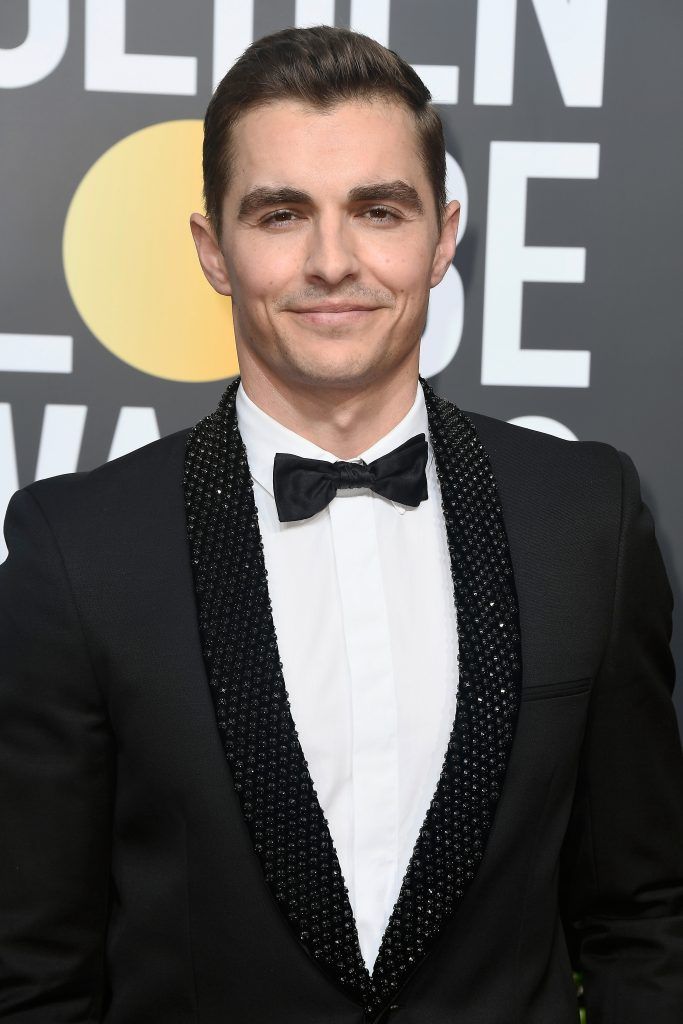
[3,429,194,582]
[463,409,623,501]
[465,408,615,465]
[22,427,192,530]
[459,409,631,567]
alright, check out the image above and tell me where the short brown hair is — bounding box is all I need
[202,25,446,243]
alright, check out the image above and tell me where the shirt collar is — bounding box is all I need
[235,377,432,501]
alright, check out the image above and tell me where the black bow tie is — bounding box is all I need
[272,432,429,523]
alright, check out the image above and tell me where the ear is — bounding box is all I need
[430,199,461,288]
[189,212,233,296]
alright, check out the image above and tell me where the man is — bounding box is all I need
[1,24,682,1024]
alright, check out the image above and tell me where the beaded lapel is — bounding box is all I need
[183,375,522,1018]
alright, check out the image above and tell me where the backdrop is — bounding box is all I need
[1,1,682,729]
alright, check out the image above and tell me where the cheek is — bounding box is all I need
[232,225,294,261]
[230,242,296,305]
[375,251,433,300]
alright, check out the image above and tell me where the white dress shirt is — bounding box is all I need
[235,379,459,975]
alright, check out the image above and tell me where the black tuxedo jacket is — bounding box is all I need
[1,377,683,1023]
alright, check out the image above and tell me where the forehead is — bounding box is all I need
[227,98,427,198]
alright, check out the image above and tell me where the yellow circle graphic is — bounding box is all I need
[63,119,237,382]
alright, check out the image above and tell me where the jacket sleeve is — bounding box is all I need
[0,486,113,1022]
[559,449,683,1021]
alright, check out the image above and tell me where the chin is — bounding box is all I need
[282,354,387,391]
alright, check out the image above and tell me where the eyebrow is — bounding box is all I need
[238,187,310,218]
[348,181,424,214]
[237,179,424,219]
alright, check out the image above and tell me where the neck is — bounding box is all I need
[237,359,421,460]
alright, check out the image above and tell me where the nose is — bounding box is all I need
[303,213,360,287]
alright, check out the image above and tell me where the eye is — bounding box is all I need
[261,209,299,227]
[363,205,401,224]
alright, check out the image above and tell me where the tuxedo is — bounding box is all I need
[1,376,682,1023]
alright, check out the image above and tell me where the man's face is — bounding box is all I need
[192,97,459,393]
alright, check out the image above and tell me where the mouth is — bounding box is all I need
[287,305,382,326]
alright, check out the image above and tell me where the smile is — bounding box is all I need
[289,308,380,326]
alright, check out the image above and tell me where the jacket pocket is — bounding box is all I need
[520,677,592,702]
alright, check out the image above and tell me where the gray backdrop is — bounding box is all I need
[2,1,682,728]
